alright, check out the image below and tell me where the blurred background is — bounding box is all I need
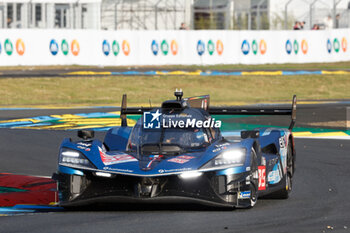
[1,0,350,31]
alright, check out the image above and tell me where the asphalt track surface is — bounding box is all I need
[1,110,350,233]
[1,67,350,78]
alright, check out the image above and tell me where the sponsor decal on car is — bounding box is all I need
[99,147,137,165]
[77,142,92,147]
[103,167,134,173]
[77,145,91,151]
[279,137,286,148]
[238,191,251,199]
[168,158,190,164]
[177,155,195,160]
[158,168,192,173]
[212,142,229,152]
[268,163,282,184]
[258,166,266,190]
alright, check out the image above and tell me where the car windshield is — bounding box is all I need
[128,121,210,153]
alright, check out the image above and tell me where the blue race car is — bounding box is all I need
[54,91,296,209]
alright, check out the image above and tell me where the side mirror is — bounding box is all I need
[77,130,94,140]
[241,130,259,139]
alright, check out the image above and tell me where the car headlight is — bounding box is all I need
[59,148,95,169]
[201,148,247,170]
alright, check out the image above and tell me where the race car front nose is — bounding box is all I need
[56,169,251,207]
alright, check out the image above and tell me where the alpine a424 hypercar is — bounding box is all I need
[54,91,296,208]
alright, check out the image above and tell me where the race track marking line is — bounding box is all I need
[0,112,137,130]
[59,70,350,77]
[1,113,350,140]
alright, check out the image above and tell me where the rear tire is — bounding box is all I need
[272,142,293,199]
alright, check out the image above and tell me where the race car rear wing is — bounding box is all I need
[120,94,297,130]
[208,95,297,130]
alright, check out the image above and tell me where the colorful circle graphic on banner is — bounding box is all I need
[259,40,267,55]
[151,40,159,55]
[161,40,169,55]
[197,40,205,56]
[241,40,250,55]
[327,39,332,53]
[293,40,299,54]
[71,40,80,56]
[171,40,178,55]
[102,40,110,56]
[16,39,25,56]
[50,39,59,55]
[112,40,120,56]
[4,39,13,56]
[216,40,223,55]
[333,38,340,53]
[301,39,308,54]
[61,40,69,56]
[122,40,130,56]
[252,40,258,55]
[207,40,215,55]
[342,37,347,52]
[285,40,292,54]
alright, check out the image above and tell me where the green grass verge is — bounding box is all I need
[1,74,350,106]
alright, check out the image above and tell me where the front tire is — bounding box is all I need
[249,147,259,207]
[235,147,259,209]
